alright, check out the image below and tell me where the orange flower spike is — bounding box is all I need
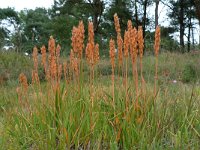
[114,13,121,34]
[124,30,129,57]
[109,39,115,68]
[88,21,94,45]
[154,26,161,57]
[56,44,61,58]
[117,34,123,65]
[114,13,123,67]
[127,20,132,33]
[19,73,28,92]
[86,21,95,66]
[127,20,132,47]
[85,43,90,63]
[138,26,144,58]
[58,64,62,81]
[41,45,47,71]
[50,56,57,79]
[94,43,100,64]
[78,20,85,58]
[71,26,78,54]
[130,28,138,63]
[32,46,38,72]
[48,36,56,55]
[70,49,75,69]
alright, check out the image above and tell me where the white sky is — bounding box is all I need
[0,0,54,11]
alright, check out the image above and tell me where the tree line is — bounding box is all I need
[0,0,200,54]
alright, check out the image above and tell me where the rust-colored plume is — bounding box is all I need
[32,46,38,73]
[41,45,47,73]
[19,73,28,92]
[114,13,123,71]
[71,21,85,59]
[114,13,121,34]
[154,26,161,57]
[124,30,129,58]
[109,39,115,68]
[85,21,100,66]
[138,26,144,58]
[130,28,138,63]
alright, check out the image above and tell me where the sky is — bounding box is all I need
[0,0,199,44]
[0,0,54,11]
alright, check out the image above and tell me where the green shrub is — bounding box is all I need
[0,51,32,84]
[182,63,196,83]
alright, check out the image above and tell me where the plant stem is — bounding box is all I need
[154,56,158,98]
[125,57,128,112]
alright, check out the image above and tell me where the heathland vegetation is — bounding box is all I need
[1,0,200,149]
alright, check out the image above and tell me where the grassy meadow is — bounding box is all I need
[0,19,200,149]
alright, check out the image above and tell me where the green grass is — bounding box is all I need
[0,51,200,149]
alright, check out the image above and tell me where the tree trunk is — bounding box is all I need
[187,21,191,52]
[142,0,147,38]
[93,12,98,33]
[187,6,192,52]
[89,0,103,33]
[179,0,185,52]
[142,0,147,53]
[191,26,194,46]
[199,23,200,47]
[194,0,200,21]
[155,0,159,29]
[134,0,139,29]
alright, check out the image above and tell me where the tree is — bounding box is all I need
[85,0,104,33]
[53,0,104,32]
[51,0,105,54]
[185,0,196,52]
[130,0,153,53]
[0,8,20,50]
[138,0,153,39]
[194,0,200,21]
[194,0,200,44]
[155,0,160,29]
[19,8,52,53]
[167,0,197,52]
[106,0,133,33]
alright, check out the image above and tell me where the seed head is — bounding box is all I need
[124,30,129,57]
[117,34,123,66]
[154,26,161,57]
[70,49,75,69]
[85,21,99,66]
[48,36,56,55]
[130,28,138,63]
[109,39,115,68]
[32,46,38,72]
[114,13,121,34]
[127,20,132,33]
[56,44,61,58]
[88,21,94,45]
[58,64,62,81]
[94,43,100,64]
[71,26,79,54]
[19,73,28,91]
[50,55,57,79]
[85,43,93,65]
[78,20,85,58]
[127,20,133,47]
[41,45,47,72]
[138,26,144,58]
